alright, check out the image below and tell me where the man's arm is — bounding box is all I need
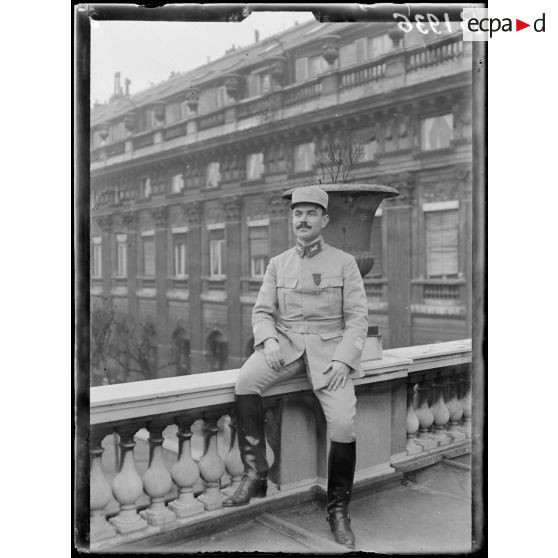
[252,257,279,348]
[331,256,369,370]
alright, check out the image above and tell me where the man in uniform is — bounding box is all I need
[223,186,368,550]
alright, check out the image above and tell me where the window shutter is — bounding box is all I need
[249,226,269,257]
[426,210,458,277]
[355,38,367,62]
[247,73,260,97]
[295,57,308,81]
[143,238,156,276]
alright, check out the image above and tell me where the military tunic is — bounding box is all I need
[236,237,369,442]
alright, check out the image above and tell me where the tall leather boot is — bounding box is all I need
[327,441,356,549]
[222,394,268,507]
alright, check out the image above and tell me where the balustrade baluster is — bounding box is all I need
[140,420,176,526]
[222,415,243,497]
[459,370,472,438]
[90,429,116,542]
[414,380,438,451]
[405,383,422,455]
[429,377,451,446]
[446,374,466,443]
[109,426,147,534]
[197,414,226,511]
[169,417,205,518]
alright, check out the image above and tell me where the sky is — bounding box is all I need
[90,11,316,105]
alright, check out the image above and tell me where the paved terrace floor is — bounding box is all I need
[116,454,472,554]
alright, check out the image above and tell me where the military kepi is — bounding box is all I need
[290,186,328,212]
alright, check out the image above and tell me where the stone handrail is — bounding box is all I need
[89,339,472,549]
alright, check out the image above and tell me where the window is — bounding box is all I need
[355,38,367,63]
[249,226,269,278]
[165,102,182,124]
[420,114,454,151]
[363,139,378,160]
[216,86,231,108]
[140,177,152,199]
[246,152,264,180]
[209,229,225,277]
[247,73,261,97]
[367,34,391,58]
[206,161,221,188]
[92,239,102,278]
[173,233,188,277]
[339,43,356,67]
[309,55,327,77]
[116,235,127,278]
[370,215,383,276]
[260,73,271,94]
[143,236,156,277]
[171,173,184,194]
[293,142,315,173]
[295,57,309,81]
[425,208,459,278]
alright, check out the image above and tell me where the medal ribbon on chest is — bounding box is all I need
[312,273,322,295]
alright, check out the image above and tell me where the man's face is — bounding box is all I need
[292,203,329,243]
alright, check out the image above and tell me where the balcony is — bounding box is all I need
[90,33,471,172]
[89,339,473,552]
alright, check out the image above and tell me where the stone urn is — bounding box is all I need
[152,101,166,123]
[388,26,405,48]
[97,124,110,142]
[322,34,341,65]
[270,56,288,85]
[186,88,199,112]
[224,74,243,101]
[282,183,399,277]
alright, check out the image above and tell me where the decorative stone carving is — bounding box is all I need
[223,196,242,221]
[150,206,169,229]
[266,193,289,218]
[182,201,202,227]
[382,172,416,205]
[121,211,138,233]
[95,215,112,234]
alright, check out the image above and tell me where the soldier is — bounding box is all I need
[223,186,368,550]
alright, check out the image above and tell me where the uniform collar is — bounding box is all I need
[295,237,323,258]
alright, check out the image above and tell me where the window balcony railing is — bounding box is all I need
[89,339,472,550]
[339,60,387,90]
[283,78,322,107]
[406,34,464,73]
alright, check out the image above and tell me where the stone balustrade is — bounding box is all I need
[89,339,472,550]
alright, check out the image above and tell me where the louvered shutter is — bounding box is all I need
[143,238,156,276]
[426,210,458,277]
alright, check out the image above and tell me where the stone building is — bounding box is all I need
[90,20,473,381]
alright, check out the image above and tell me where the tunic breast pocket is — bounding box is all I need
[321,275,344,313]
[276,276,299,315]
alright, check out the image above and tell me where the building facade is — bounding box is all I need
[90,21,473,382]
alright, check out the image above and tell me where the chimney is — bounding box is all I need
[124,78,131,96]
[254,29,260,42]
[113,72,121,97]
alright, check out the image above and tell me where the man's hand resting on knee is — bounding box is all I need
[263,338,285,371]
[323,360,351,390]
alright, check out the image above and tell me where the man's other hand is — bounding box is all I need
[323,360,351,390]
[263,338,285,372]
